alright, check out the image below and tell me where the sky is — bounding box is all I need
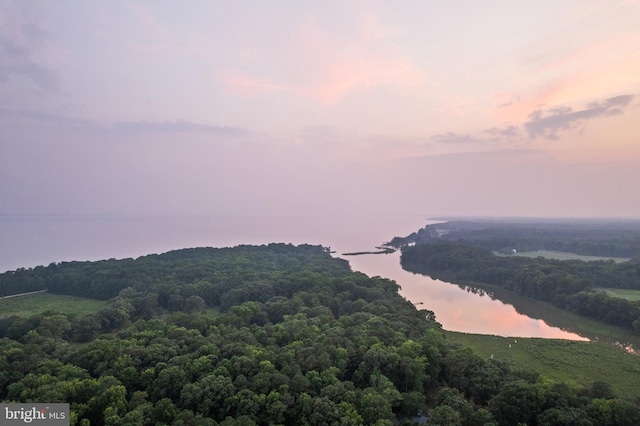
[2,0,640,219]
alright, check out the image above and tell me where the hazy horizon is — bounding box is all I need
[2,1,640,220]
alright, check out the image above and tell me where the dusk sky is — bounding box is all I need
[2,0,640,219]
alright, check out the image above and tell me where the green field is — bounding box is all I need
[445,331,640,398]
[596,287,640,301]
[495,250,629,263]
[0,292,106,318]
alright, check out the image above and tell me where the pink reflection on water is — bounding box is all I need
[346,251,587,341]
[0,214,588,340]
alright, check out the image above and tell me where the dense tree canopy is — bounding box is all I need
[1,244,639,424]
[390,220,640,258]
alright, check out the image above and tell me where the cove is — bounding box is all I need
[344,250,587,340]
[1,214,586,339]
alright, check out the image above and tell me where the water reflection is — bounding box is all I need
[0,214,588,340]
[345,251,587,340]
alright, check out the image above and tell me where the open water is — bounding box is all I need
[0,214,586,340]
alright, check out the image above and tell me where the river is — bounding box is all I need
[0,214,585,340]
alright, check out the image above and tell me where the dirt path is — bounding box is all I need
[0,289,47,299]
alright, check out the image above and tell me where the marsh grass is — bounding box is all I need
[596,287,640,301]
[445,331,640,398]
[495,251,629,263]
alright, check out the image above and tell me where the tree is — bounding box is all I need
[151,365,187,401]
[488,380,544,426]
[151,398,178,425]
[429,405,462,426]
[537,407,593,426]
[184,295,207,313]
[37,314,71,339]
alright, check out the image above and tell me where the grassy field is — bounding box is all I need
[445,331,640,398]
[495,250,629,263]
[596,287,640,301]
[0,292,106,318]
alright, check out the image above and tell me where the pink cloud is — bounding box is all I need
[217,71,289,96]
[127,3,170,37]
[306,55,423,103]
[495,32,640,124]
[534,33,640,76]
[494,79,572,124]
[91,4,215,60]
[219,55,422,104]
[218,8,424,104]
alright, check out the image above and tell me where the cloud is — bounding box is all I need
[429,94,634,150]
[0,109,249,146]
[484,125,521,140]
[217,71,290,97]
[497,100,514,108]
[0,3,60,94]
[430,132,497,144]
[524,94,634,139]
[112,120,248,137]
[0,107,105,135]
[220,54,423,104]
[218,7,424,104]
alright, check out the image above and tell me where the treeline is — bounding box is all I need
[401,243,640,332]
[1,244,639,425]
[390,220,640,258]
[0,265,48,297]
[1,244,347,299]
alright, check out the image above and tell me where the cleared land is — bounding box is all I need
[595,287,640,301]
[0,292,106,318]
[445,331,640,398]
[495,250,629,263]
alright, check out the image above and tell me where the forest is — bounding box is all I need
[401,242,640,332]
[397,220,640,333]
[1,243,640,425]
[390,220,640,258]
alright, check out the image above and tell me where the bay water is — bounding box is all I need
[0,214,585,340]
